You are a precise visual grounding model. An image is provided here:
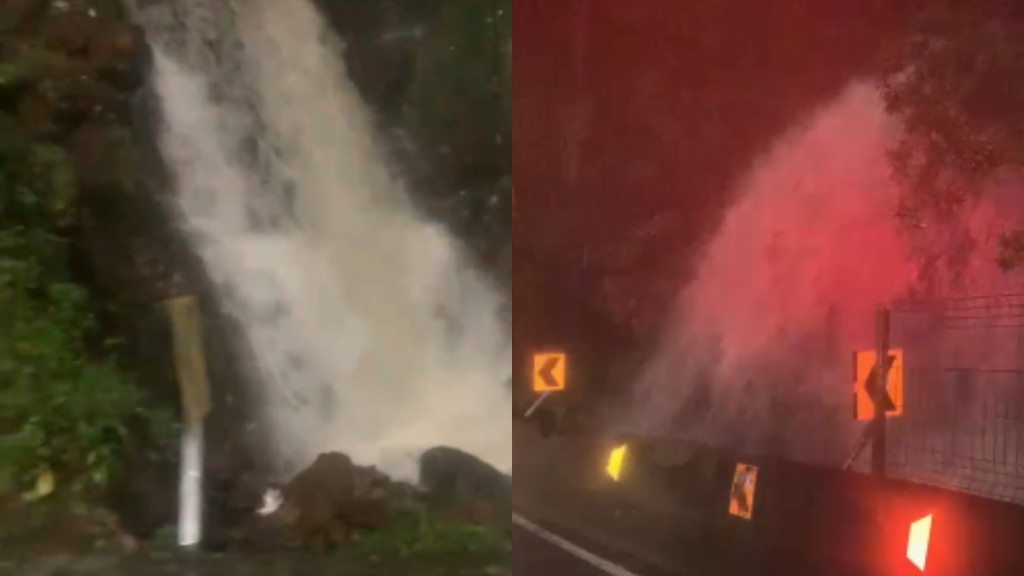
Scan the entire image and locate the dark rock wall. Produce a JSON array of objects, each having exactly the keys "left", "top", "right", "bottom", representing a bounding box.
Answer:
[{"left": 1, "top": 0, "right": 509, "bottom": 536}]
